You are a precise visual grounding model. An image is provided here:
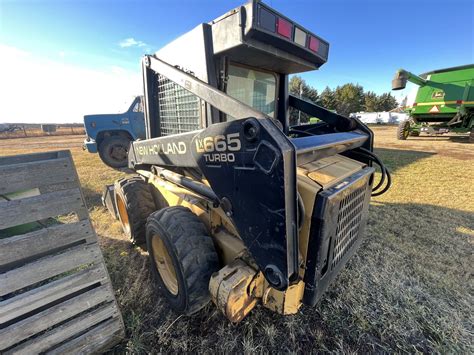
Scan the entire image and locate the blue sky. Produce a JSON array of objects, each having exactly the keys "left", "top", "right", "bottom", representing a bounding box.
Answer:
[{"left": 0, "top": 0, "right": 473, "bottom": 122}]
